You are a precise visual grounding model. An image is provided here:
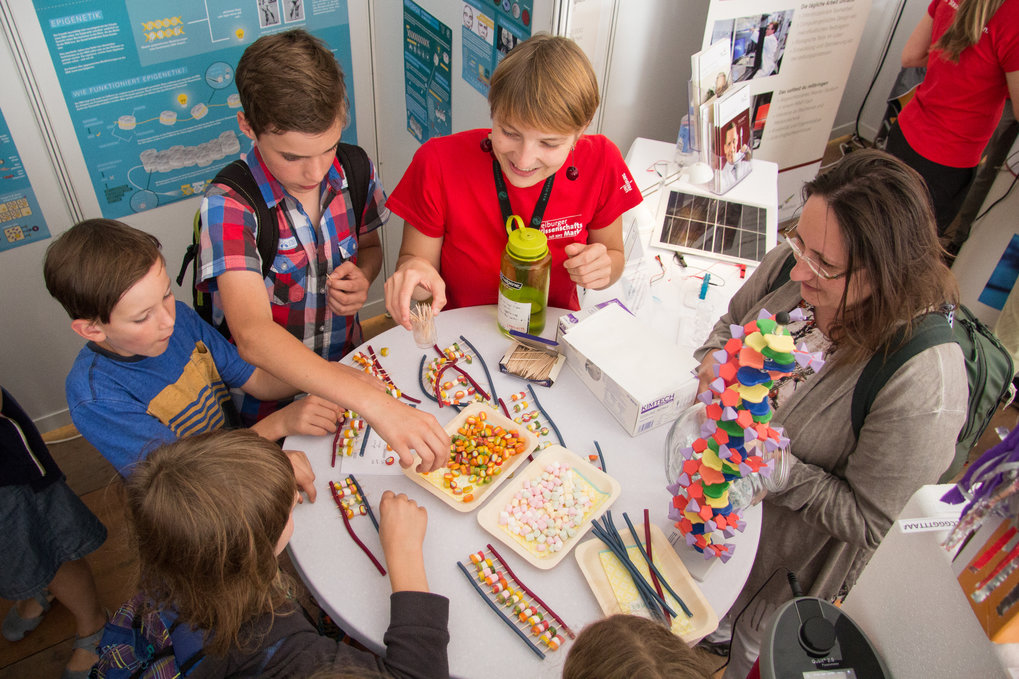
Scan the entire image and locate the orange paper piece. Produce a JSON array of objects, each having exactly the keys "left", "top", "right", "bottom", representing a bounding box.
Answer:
[
  {"left": 736, "top": 409, "right": 754, "bottom": 428},
  {"left": 719, "top": 360, "right": 739, "bottom": 383},
  {"left": 724, "top": 337, "right": 743, "bottom": 355},
  {"left": 721, "top": 388, "right": 740, "bottom": 407},
  {"left": 700, "top": 465, "right": 725, "bottom": 485},
  {"left": 739, "top": 346, "right": 765, "bottom": 370}
]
